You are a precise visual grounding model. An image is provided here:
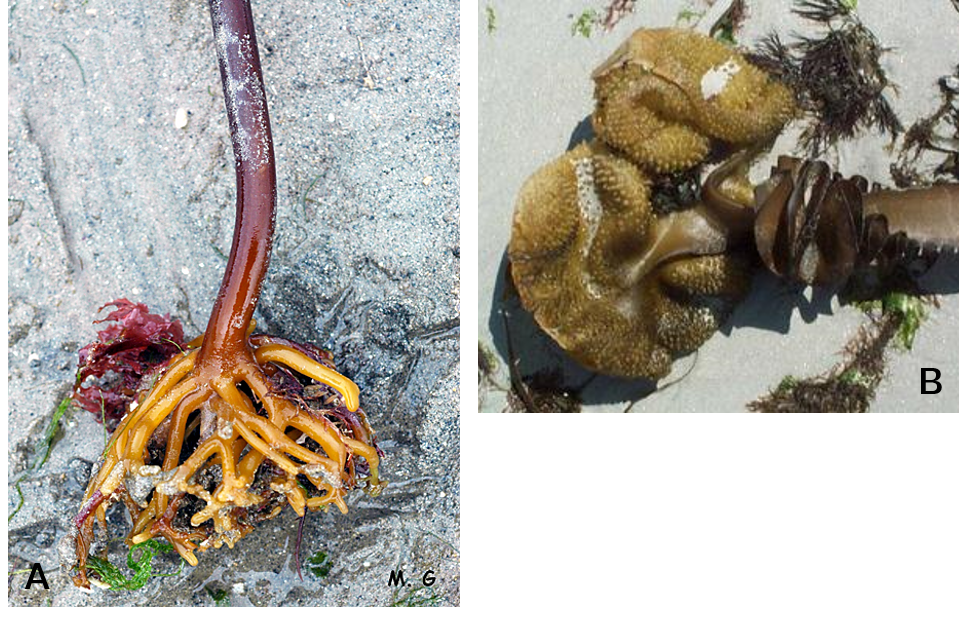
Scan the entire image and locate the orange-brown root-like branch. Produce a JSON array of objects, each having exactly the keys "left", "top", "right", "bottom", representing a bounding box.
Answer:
[{"left": 68, "top": 335, "right": 383, "bottom": 588}]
